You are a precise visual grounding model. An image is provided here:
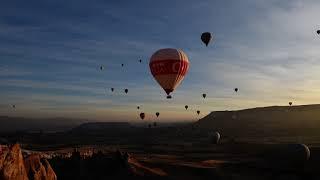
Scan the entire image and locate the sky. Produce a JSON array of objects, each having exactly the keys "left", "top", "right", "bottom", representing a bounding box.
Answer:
[{"left": 1, "top": 0, "right": 320, "bottom": 122}]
